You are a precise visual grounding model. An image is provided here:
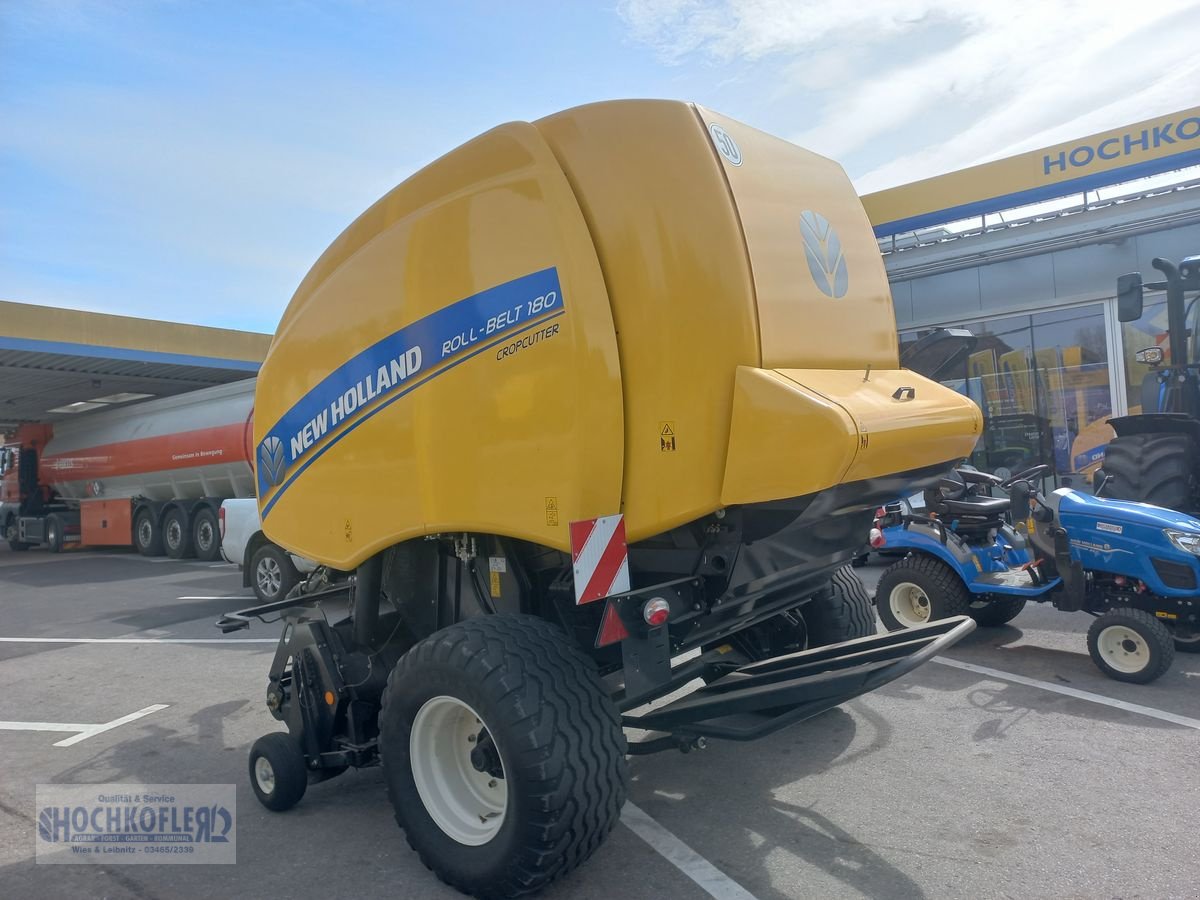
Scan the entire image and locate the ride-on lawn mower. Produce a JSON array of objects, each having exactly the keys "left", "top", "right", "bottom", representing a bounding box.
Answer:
[{"left": 873, "top": 464, "right": 1200, "bottom": 683}]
